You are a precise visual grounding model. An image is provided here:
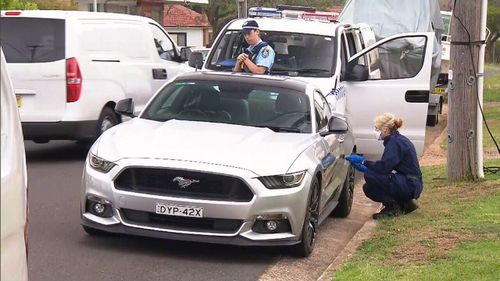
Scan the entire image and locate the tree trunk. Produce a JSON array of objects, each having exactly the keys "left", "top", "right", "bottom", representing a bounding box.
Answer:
[{"left": 447, "top": 0, "right": 482, "bottom": 181}]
